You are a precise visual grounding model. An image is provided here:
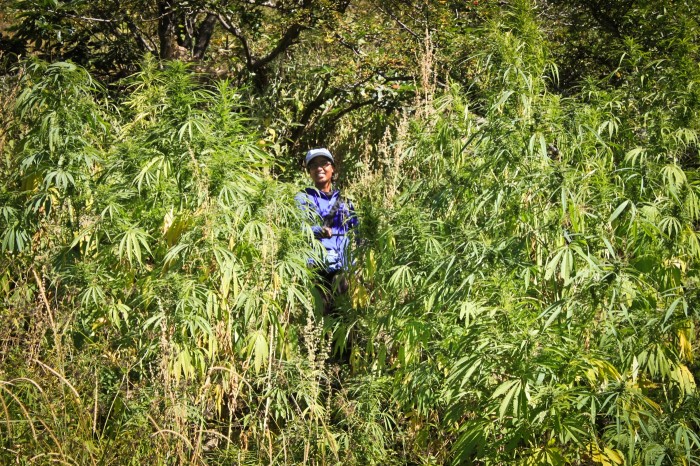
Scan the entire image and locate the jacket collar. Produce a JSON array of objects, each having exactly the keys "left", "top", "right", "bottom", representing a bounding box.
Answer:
[{"left": 305, "top": 187, "right": 338, "bottom": 199}]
